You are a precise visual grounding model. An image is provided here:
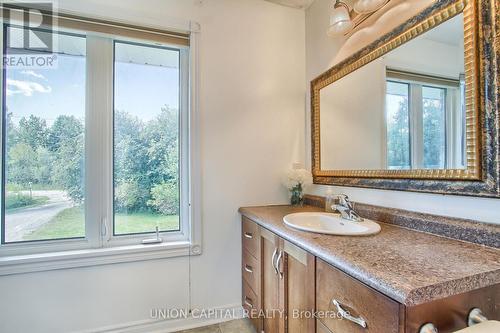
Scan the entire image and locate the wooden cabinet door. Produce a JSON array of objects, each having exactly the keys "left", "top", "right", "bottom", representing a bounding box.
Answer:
[
  {"left": 261, "top": 228, "right": 281, "bottom": 333},
  {"left": 281, "top": 239, "right": 316, "bottom": 333}
]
